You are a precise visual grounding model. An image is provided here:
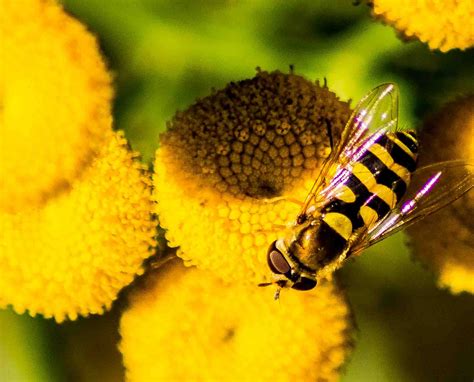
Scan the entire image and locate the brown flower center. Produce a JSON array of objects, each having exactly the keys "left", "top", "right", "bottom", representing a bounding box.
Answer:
[{"left": 162, "top": 70, "right": 351, "bottom": 199}]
